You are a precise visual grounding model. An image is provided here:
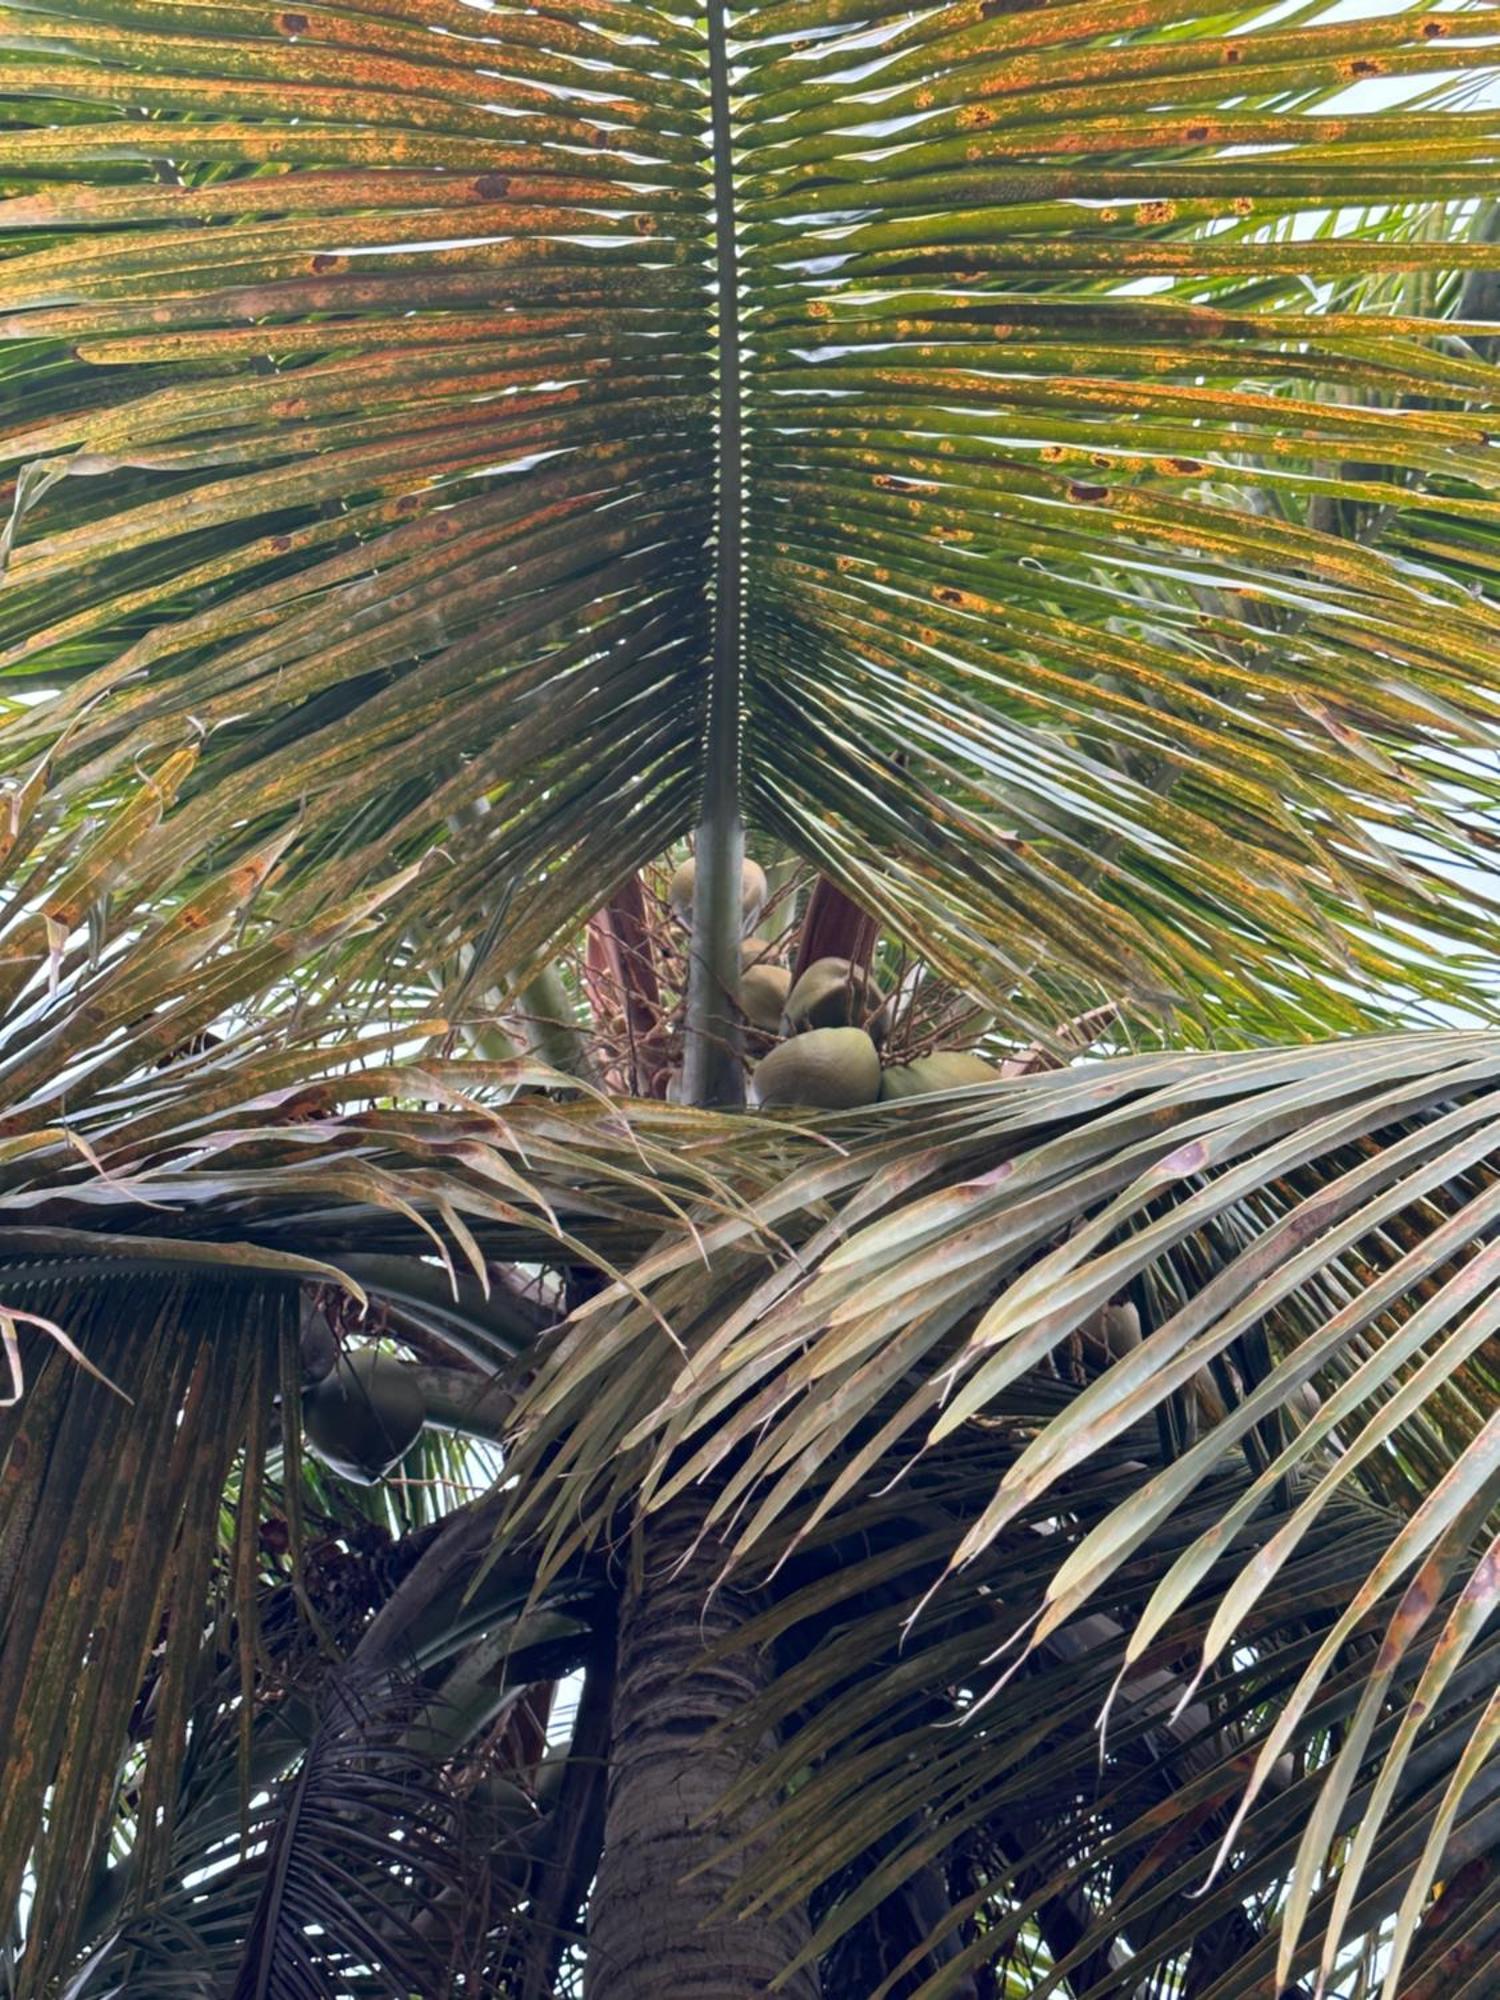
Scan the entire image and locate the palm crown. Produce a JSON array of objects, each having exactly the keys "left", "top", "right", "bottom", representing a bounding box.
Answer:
[{"left": 1, "top": 1, "right": 1499, "bottom": 1996}]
